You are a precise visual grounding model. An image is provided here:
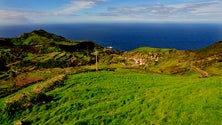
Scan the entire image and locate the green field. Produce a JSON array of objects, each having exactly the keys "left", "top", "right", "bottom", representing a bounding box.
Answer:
[{"left": 1, "top": 70, "right": 222, "bottom": 125}]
